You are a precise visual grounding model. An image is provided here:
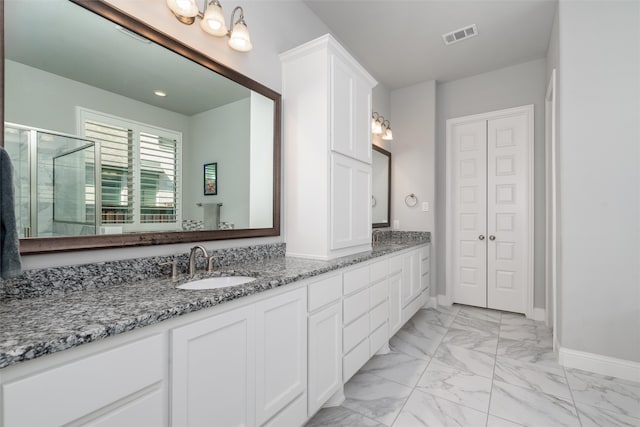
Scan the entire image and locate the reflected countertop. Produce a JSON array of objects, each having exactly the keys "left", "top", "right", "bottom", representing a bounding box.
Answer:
[{"left": 0, "top": 237, "right": 429, "bottom": 369}]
